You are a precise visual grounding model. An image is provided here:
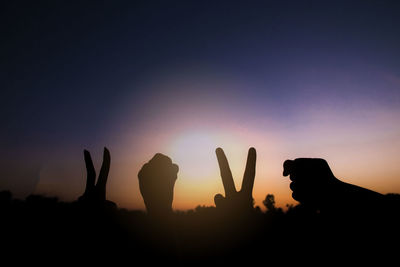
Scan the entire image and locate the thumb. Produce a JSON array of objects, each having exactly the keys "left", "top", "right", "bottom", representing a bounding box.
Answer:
[
  {"left": 214, "top": 194, "right": 225, "bottom": 208},
  {"left": 283, "top": 160, "right": 294, "bottom": 176}
]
